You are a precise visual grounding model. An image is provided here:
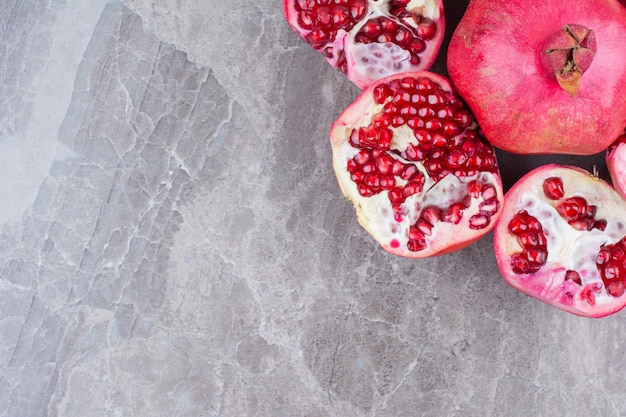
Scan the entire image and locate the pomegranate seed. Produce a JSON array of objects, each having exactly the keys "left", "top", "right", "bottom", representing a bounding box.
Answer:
[
  {"left": 373, "top": 84, "right": 392, "bottom": 104},
  {"left": 557, "top": 196, "right": 588, "bottom": 221},
  {"left": 416, "top": 18, "right": 437, "bottom": 40},
  {"left": 593, "top": 219, "right": 607, "bottom": 231},
  {"left": 415, "top": 218, "right": 433, "bottom": 236},
  {"left": 421, "top": 206, "right": 442, "bottom": 225},
  {"left": 579, "top": 285, "right": 598, "bottom": 306},
  {"left": 469, "top": 214, "right": 490, "bottom": 230},
  {"left": 607, "top": 281, "right": 626, "bottom": 297},
  {"left": 443, "top": 203, "right": 464, "bottom": 224},
  {"left": 543, "top": 177, "right": 564, "bottom": 200}
]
